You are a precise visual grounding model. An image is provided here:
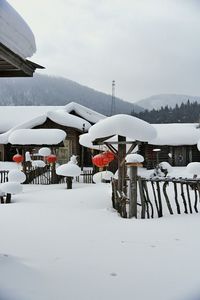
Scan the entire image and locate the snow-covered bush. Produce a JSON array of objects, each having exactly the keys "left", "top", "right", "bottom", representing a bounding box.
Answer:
[
  {"left": 158, "top": 161, "right": 172, "bottom": 176},
  {"left": 150, "top": 161, "right": 172, "bottom": 178}
]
